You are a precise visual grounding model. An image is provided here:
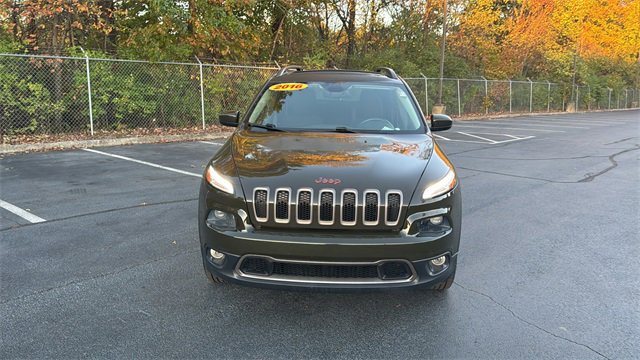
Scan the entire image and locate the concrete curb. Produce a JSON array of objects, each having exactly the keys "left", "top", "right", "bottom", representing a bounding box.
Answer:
[
  {"left": 455, "top": 108, "right": 638, "bottom": 121},
  {"left": 1, "top": 132, "right": 234, "bottom": 154}
]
